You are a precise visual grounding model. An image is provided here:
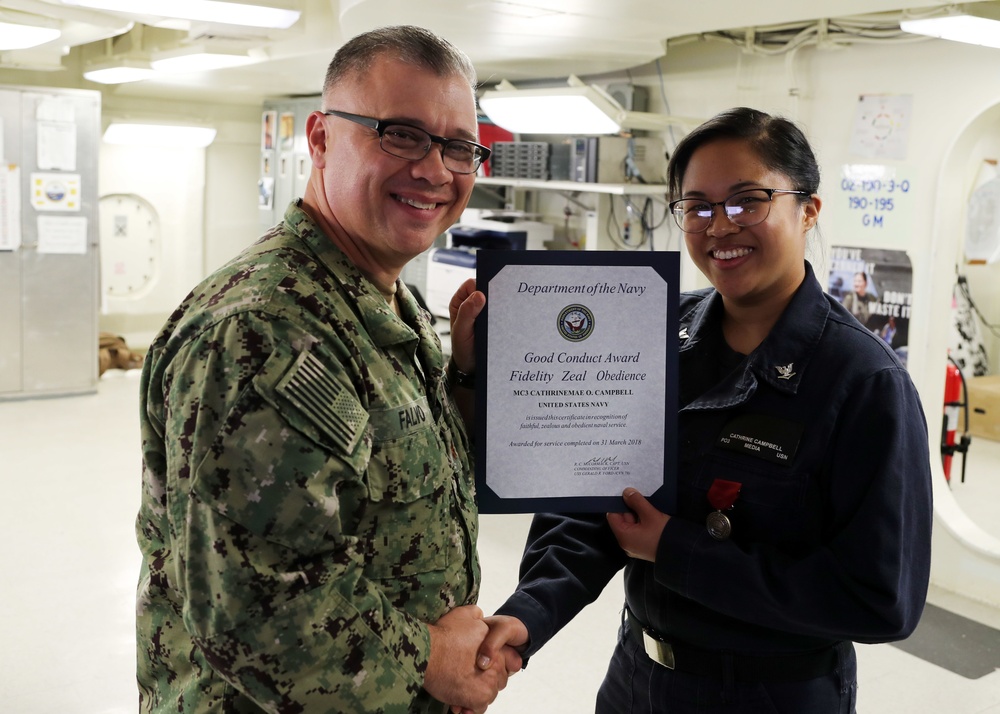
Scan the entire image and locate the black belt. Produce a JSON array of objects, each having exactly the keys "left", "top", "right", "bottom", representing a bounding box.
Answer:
[{"left": 625, "top": 607, "right": 839, "bottom": 682}]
